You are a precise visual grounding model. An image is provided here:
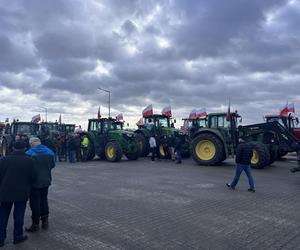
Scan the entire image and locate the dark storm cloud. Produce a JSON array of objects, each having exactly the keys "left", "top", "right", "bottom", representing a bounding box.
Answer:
[{"left": 0, "top": 0, "right": 299, "bottom": 125}]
